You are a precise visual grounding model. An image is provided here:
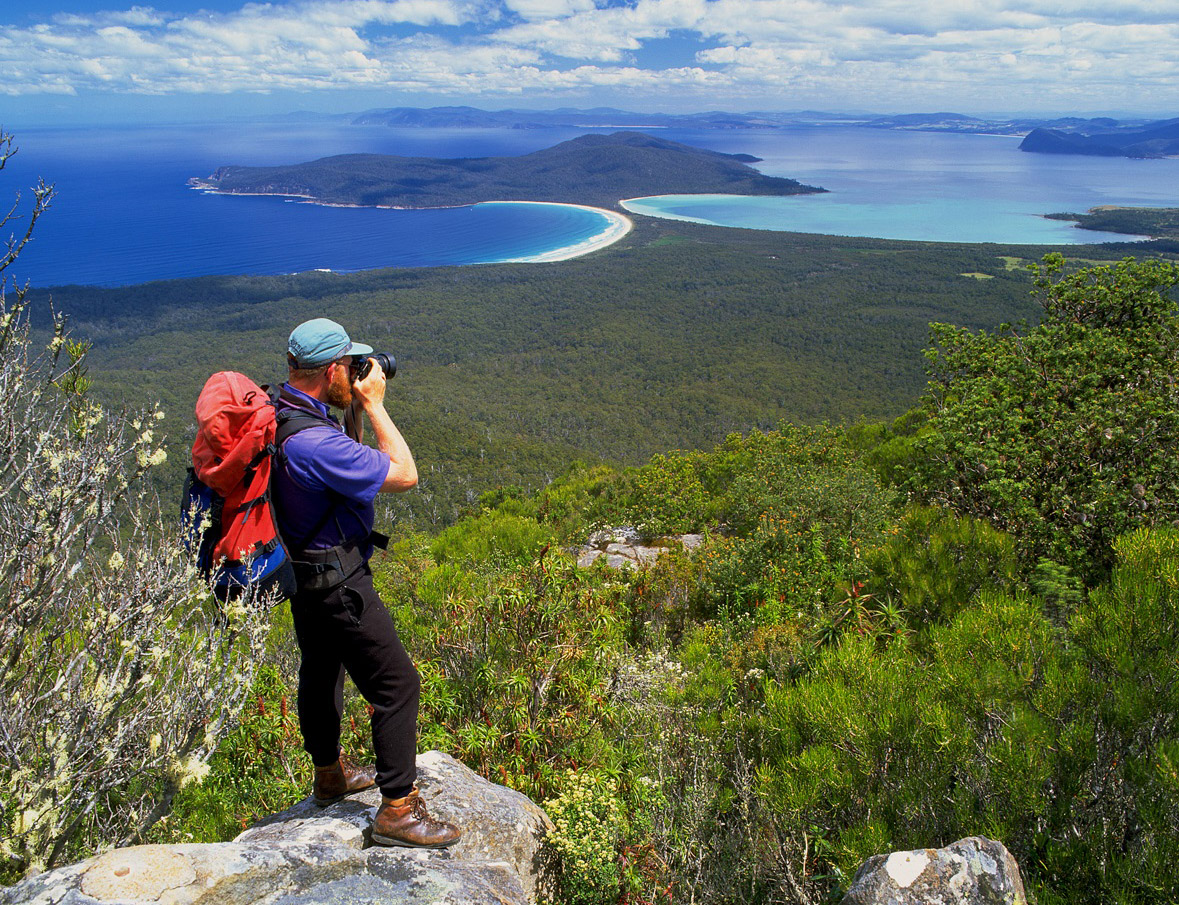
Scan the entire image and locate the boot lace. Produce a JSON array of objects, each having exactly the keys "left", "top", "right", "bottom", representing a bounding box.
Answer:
[{"left": 411, "top": 794, "right": 429, "bottom": 820}]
